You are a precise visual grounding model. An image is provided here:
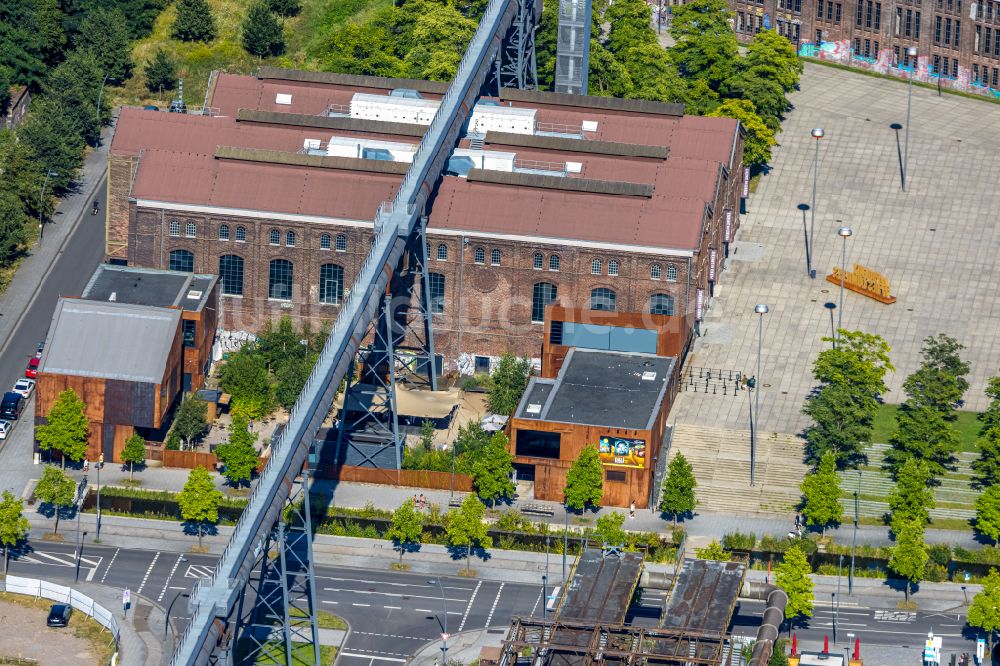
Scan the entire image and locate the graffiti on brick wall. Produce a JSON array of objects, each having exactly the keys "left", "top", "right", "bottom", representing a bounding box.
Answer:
[{"left": 213, "top": 330, "right": 257, "bottom": 361}]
